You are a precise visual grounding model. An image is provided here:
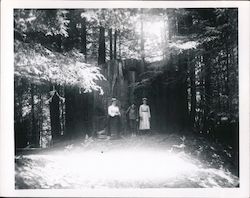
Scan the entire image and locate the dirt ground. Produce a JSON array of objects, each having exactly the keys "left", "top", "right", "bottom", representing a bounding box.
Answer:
[{"left": 15, "top": 133, "right": 239, "bottom": 189}]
